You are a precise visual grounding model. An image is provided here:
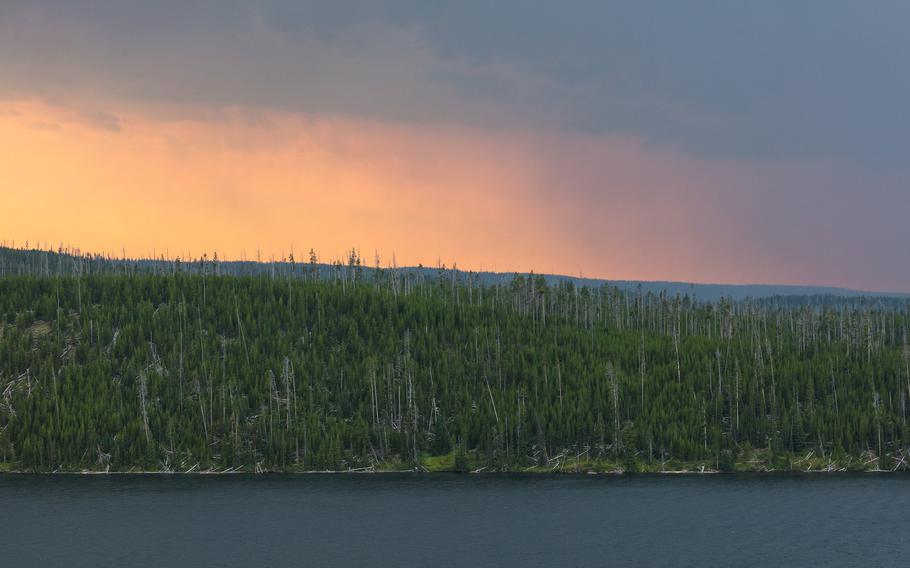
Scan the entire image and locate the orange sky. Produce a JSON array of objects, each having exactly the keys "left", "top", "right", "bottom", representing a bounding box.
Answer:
[
  {"left": 1, "top": 100, "right": 570, "bottom": 271},
  {"left": 0, "top": 98, "right": 900, "bottom": 290}
]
